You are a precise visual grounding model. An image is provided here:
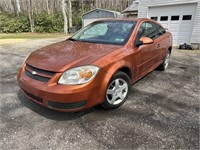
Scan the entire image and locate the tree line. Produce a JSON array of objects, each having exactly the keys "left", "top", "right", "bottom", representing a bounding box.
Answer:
[{"left": 0, "top": 0, "right": 134, "bottom": 33}]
